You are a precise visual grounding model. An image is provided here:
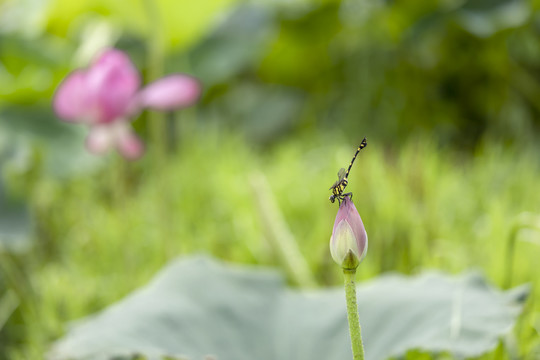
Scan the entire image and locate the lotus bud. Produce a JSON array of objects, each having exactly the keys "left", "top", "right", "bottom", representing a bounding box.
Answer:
[{"left": 329, "top": 196, "right": 368, "bottom": 270}]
